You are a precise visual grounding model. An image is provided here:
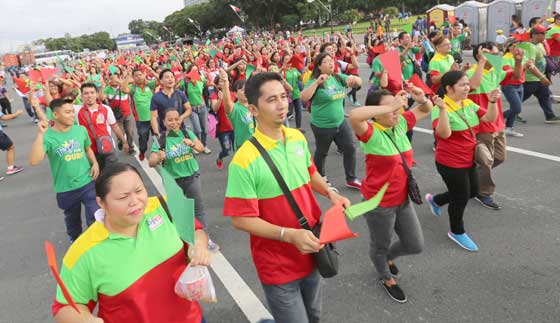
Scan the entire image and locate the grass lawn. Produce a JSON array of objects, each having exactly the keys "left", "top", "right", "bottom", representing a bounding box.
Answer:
[{"left": 302, "top": 15, "right": 423, "bottom": 36}]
